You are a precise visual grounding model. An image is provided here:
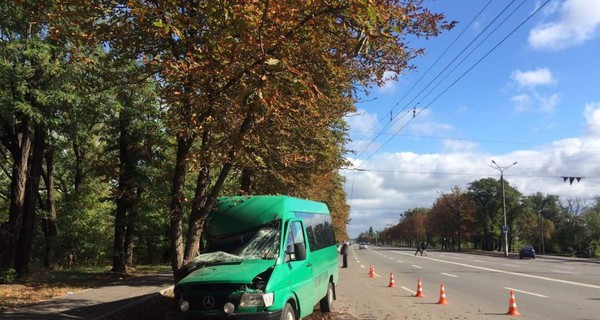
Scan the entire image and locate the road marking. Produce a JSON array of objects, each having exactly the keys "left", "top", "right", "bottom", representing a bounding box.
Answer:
[
  {"left": 389, "top": 257, "right": 394, "bottom": 260},
  {"left": 393, "top": 251, "right": 600, "bottom": 290},
  {"left": 441, "top": 272, "right": 458, "bottom": 278},
  {"left": 556, "top": 266, "right": 575, "bottom": 270},
  {"left": 503, "top": 264, "right": 520, "bottom": 268},
  {"left": 401, "top": 286, "right": 417, "bottom": 295},
  {"left": 411, "top": 265, "right": 422, "bottom": 269},
  {"left": 550, "top": 269, "right": 578, "bottom": 275},
  {"left": 473, "top": 259, "right": 485, "bottom": 263},
  {"left": 360, "top": 264, "right": 365, "bottom": 268},
  {"left": 504, "top": 287, "right": 548, "bottom": 298},
  {"left": 397, "top": 260, "right": 404, "bottom": 263}
]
